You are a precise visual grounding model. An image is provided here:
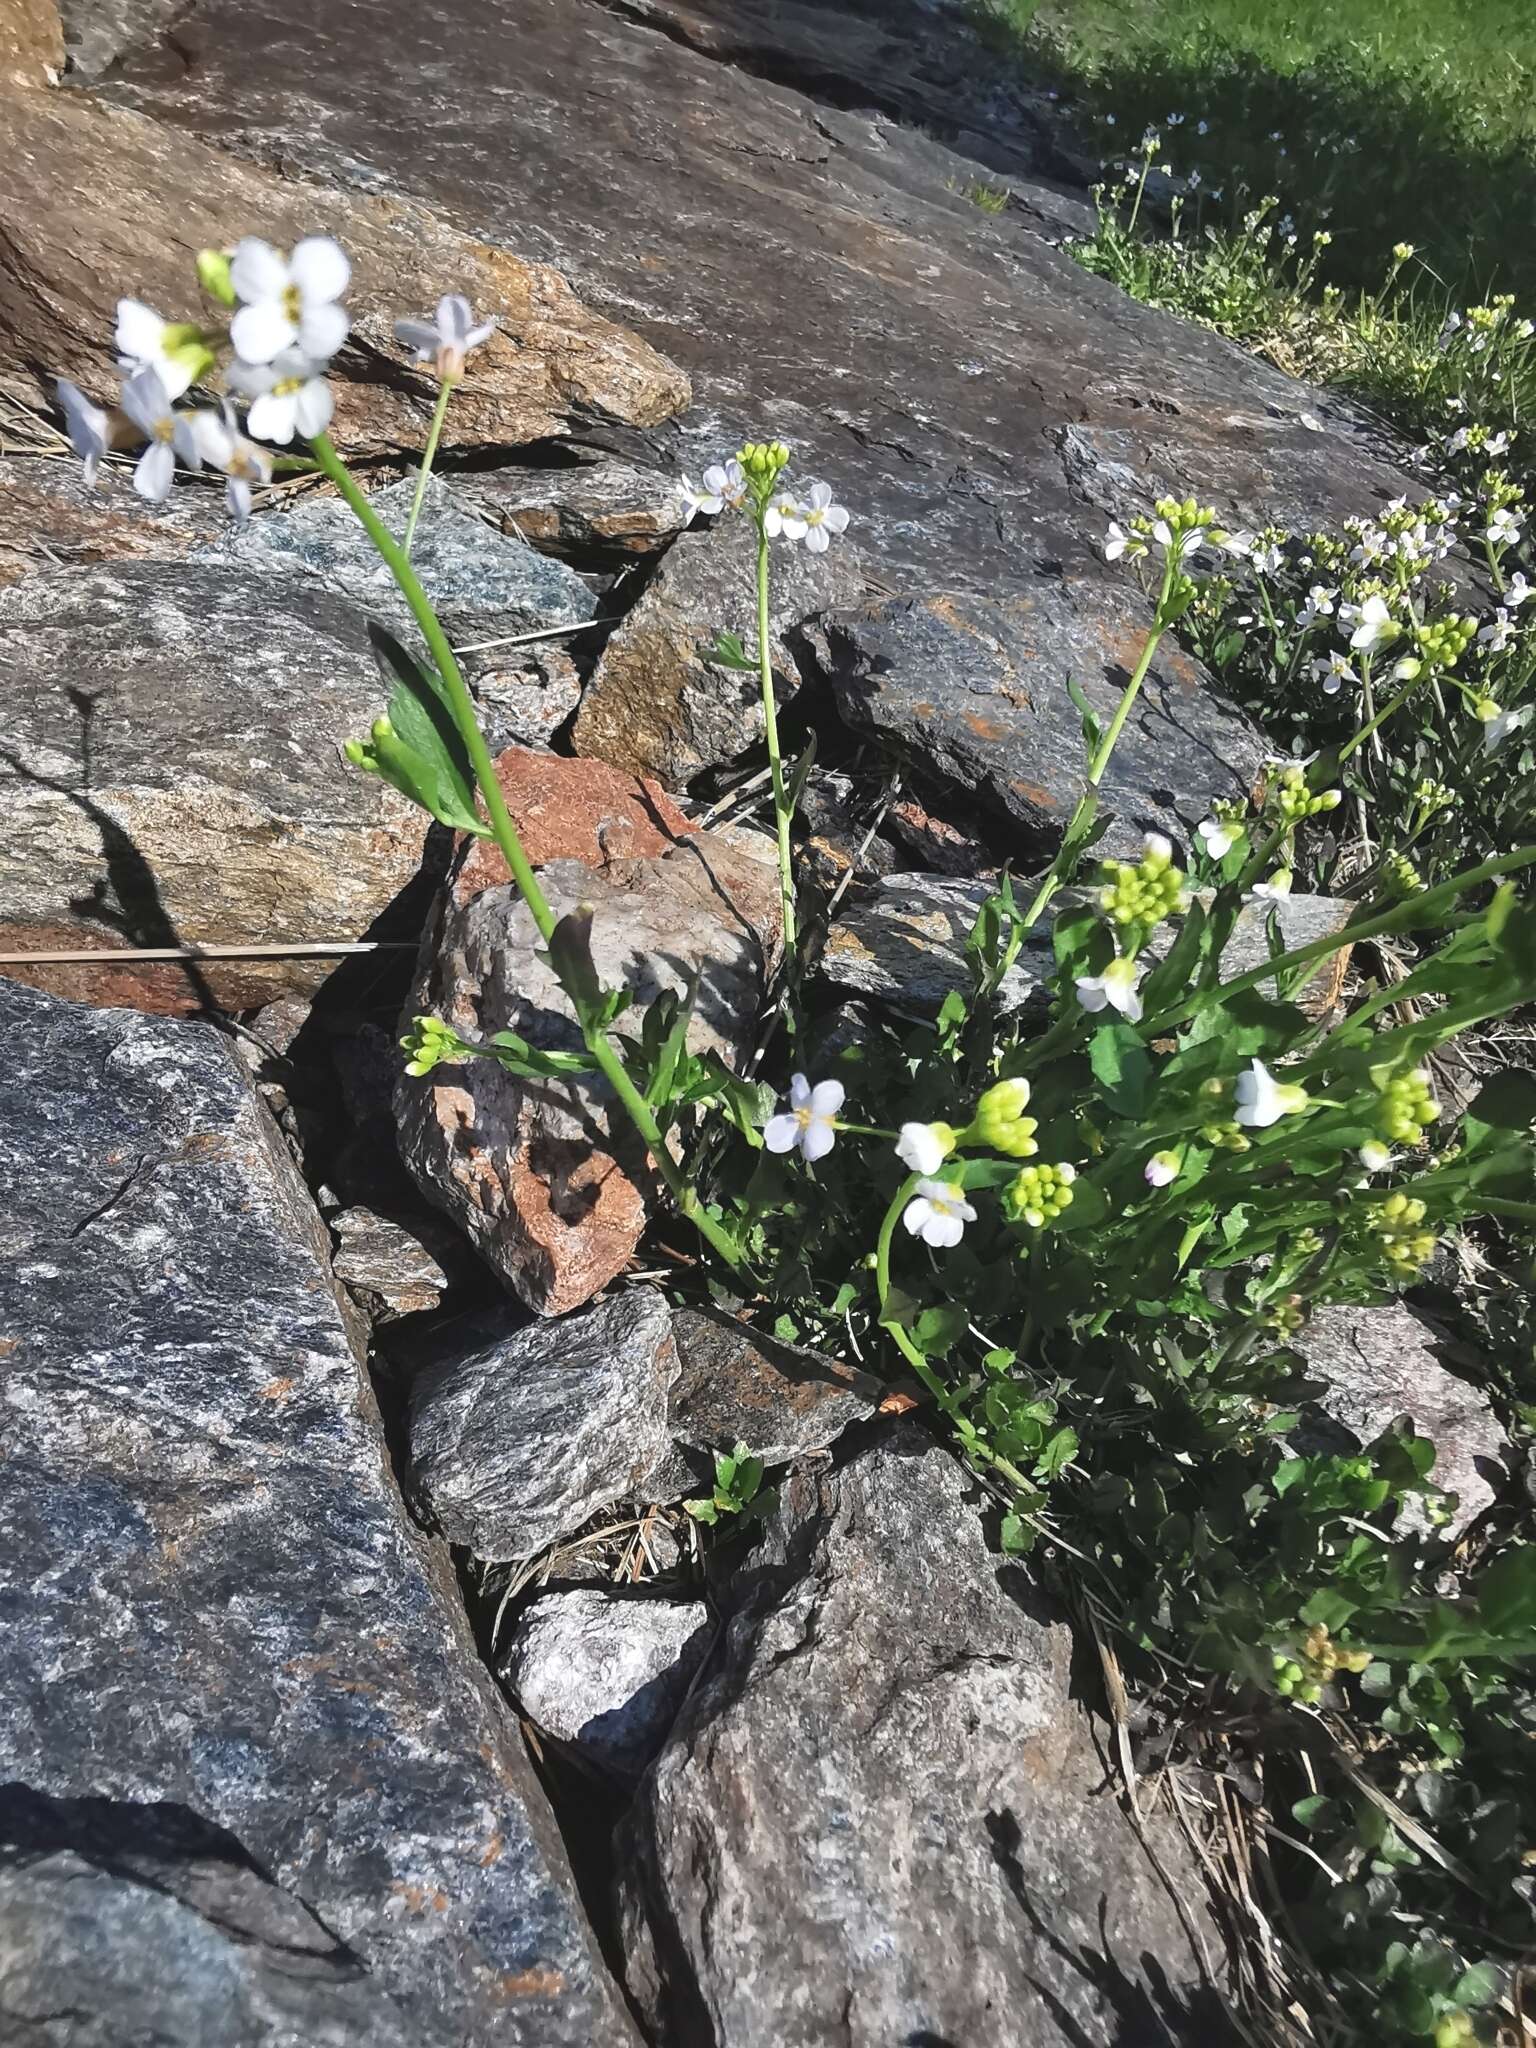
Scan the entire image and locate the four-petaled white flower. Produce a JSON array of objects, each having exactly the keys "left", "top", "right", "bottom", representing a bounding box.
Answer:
[
  {"left": 117, "top": 367, "right": 200, "bottom": 502},
  {"left": 56, "top": 378, "right": 110, "bottom": 486},
  {"left": 394, "top": 293, "right": 496, "bottom": 381},
  {"left": 1480, "top": 610, "right": 1515, "bottom": 654},
  {"left": 798, "top": 480, "right": 849, "bottom": 552},
  {"left": 228, "top": 349, "right": 335, "bottom": 445},
  {"left": 1480, "top": 701, "right": 1532, "bottom": 755},
  {"left": 185, "top": 403, "right": 274, "bottom": 524},
  {"left": 902, "top": 1177, "right": 977, "bottom": 1250},
  {"left": 115, "top": 299, "right": 201, "bottom": 401},
  {"left": 763, "top": 490, "right": 808, "bottom": 540},
  {"left": 1357, "top": 1141, "right": 1395, "bottom": 1173},
  {"left": 1506, "top": 572, "right": 1533, "bottom": 608},
  {"left": 1103, "top": 520, "right": 1134, "bottom": 561},
  {"left": 680, "top": 460, "right": 748, "bottom": 520},
  {"left": 1197, "top": 815, "right": 1243, "bottom": 860},
  {"left": 1310, "top": 650, "right": 1356, "bottom": 695},
  {"left": 1486, "top": 507, "right": 1522, "bottom": 549},
  {"left": 1075, "top": 954, "right": 1144, "bottom": 1023},
  {"left": 1344, "top": 594, "right": 1399, "bottom": 653},
  {"left": 1152, "top": 516, "right": 1205, "bottom": 559},
  {"left": 896, "top": 1122, "right": 950, "bottom": 1176},
  {"left": 764, "top": 1074, "right": 844, "bottom": 1162},
  {"left": 1296, "top": 583, "right": 1336, "bottom": 628},
  {"left": 1219, "top": 530, "right": 1254, "bottom": 559},
  {"left": 229, "top": 236, "right": 351, "bottom": 366},
  {"left": 1233, "top": 1058, "right": 1310, "bottom": 1129}
]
